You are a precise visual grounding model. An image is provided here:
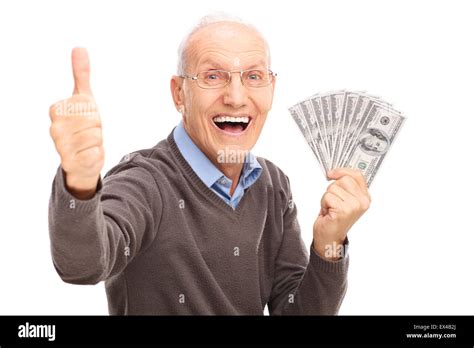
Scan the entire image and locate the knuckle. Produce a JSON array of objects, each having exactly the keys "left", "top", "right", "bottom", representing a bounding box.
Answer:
[
  {"left": 321, "top": 191, "right": 331, "bottom": 204},
  {"left": 361, "top": 197, "right": 371, "bottom": 211},
  {"left": 361, "top": 203, "right": 369, "bottom": 212},
  {"left": 82, "top": 129, "right": 103, "bottom": 147},
  {"left": 358, "top": 197, "right": 370, "bottom": 213},
  {"left": 49, "top": 124, "right": 59, "bottom": 140},
  {"left": 351, "top": 200, "right": 362, "bottom": 213},
  {"left": 55, "top": 138, "right": 67, "bottom": 154},
  {"left": 50, "top": 99, "right": 69, "bottom": 117},
  {"left": 340, "top": 176, "right": 353, "bottom": 187},
  {"left": 327, "top": 183, "right": 338, "bottom": 193},
  {"left": 97, "top": 146, "right": 105, "bottom": 161},
  {"left": 77, "top": 150, "right": 99, "bottom": 169},
  {"left": 49, "top": 103, "right": 57, "bottom": 118},
  {"left": 93, "top": 128, "right": 103, "bottom": 144},
  {"left": 321, "top": 192, "right": 328, "bottom": 202},
  {"left": 343, "top": 198, "right": 358, "bottom": 213}
]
